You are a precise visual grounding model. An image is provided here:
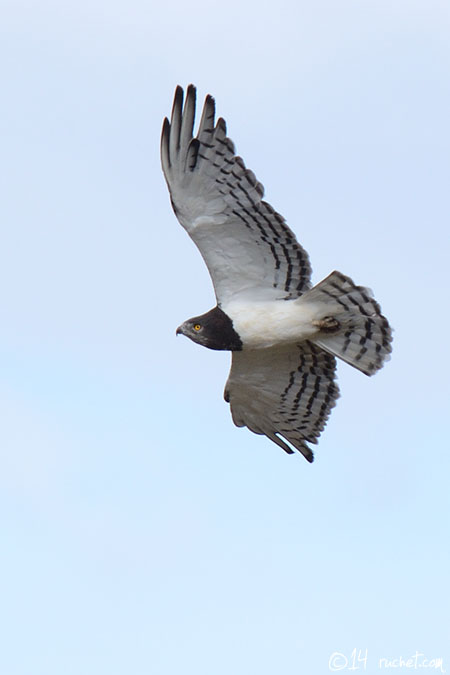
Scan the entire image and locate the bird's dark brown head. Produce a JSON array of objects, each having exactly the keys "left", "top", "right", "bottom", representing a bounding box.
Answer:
[{"left": 176, "top": 306, "right": 242, "bottom": 351}]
